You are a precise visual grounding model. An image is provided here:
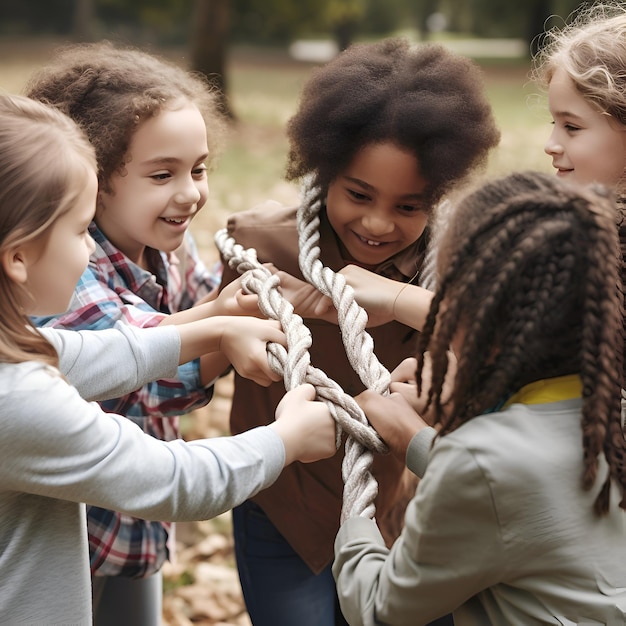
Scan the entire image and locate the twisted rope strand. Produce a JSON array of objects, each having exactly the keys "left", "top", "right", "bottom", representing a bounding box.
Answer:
[
  {"left": 215, "top": 223, "right": 389, "bottom": 523},
  {"left": 297, "top": 187, "right": 392, "bottom": 395}
]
